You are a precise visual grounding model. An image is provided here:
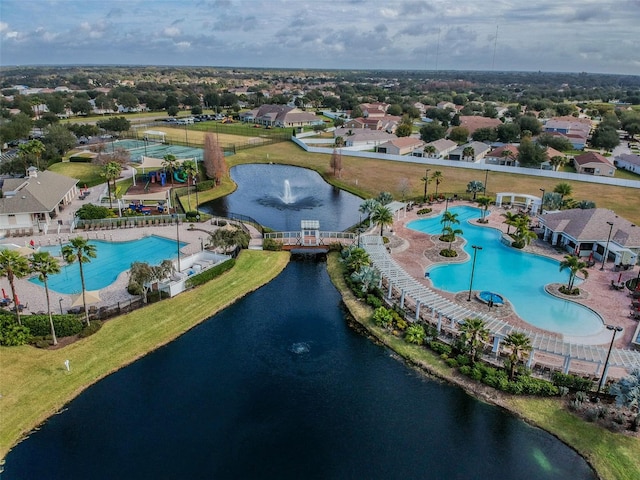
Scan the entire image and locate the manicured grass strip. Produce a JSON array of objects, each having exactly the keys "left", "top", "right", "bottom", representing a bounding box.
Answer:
[
  {"left": 325, "top": 253, "right": 640, "bottom": 480},
  {"left": 0, "top": 250, "right": 289, "bottom": 460},
  {"left": 48, "top": 162, "right": 104, "bottom": 188}
]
